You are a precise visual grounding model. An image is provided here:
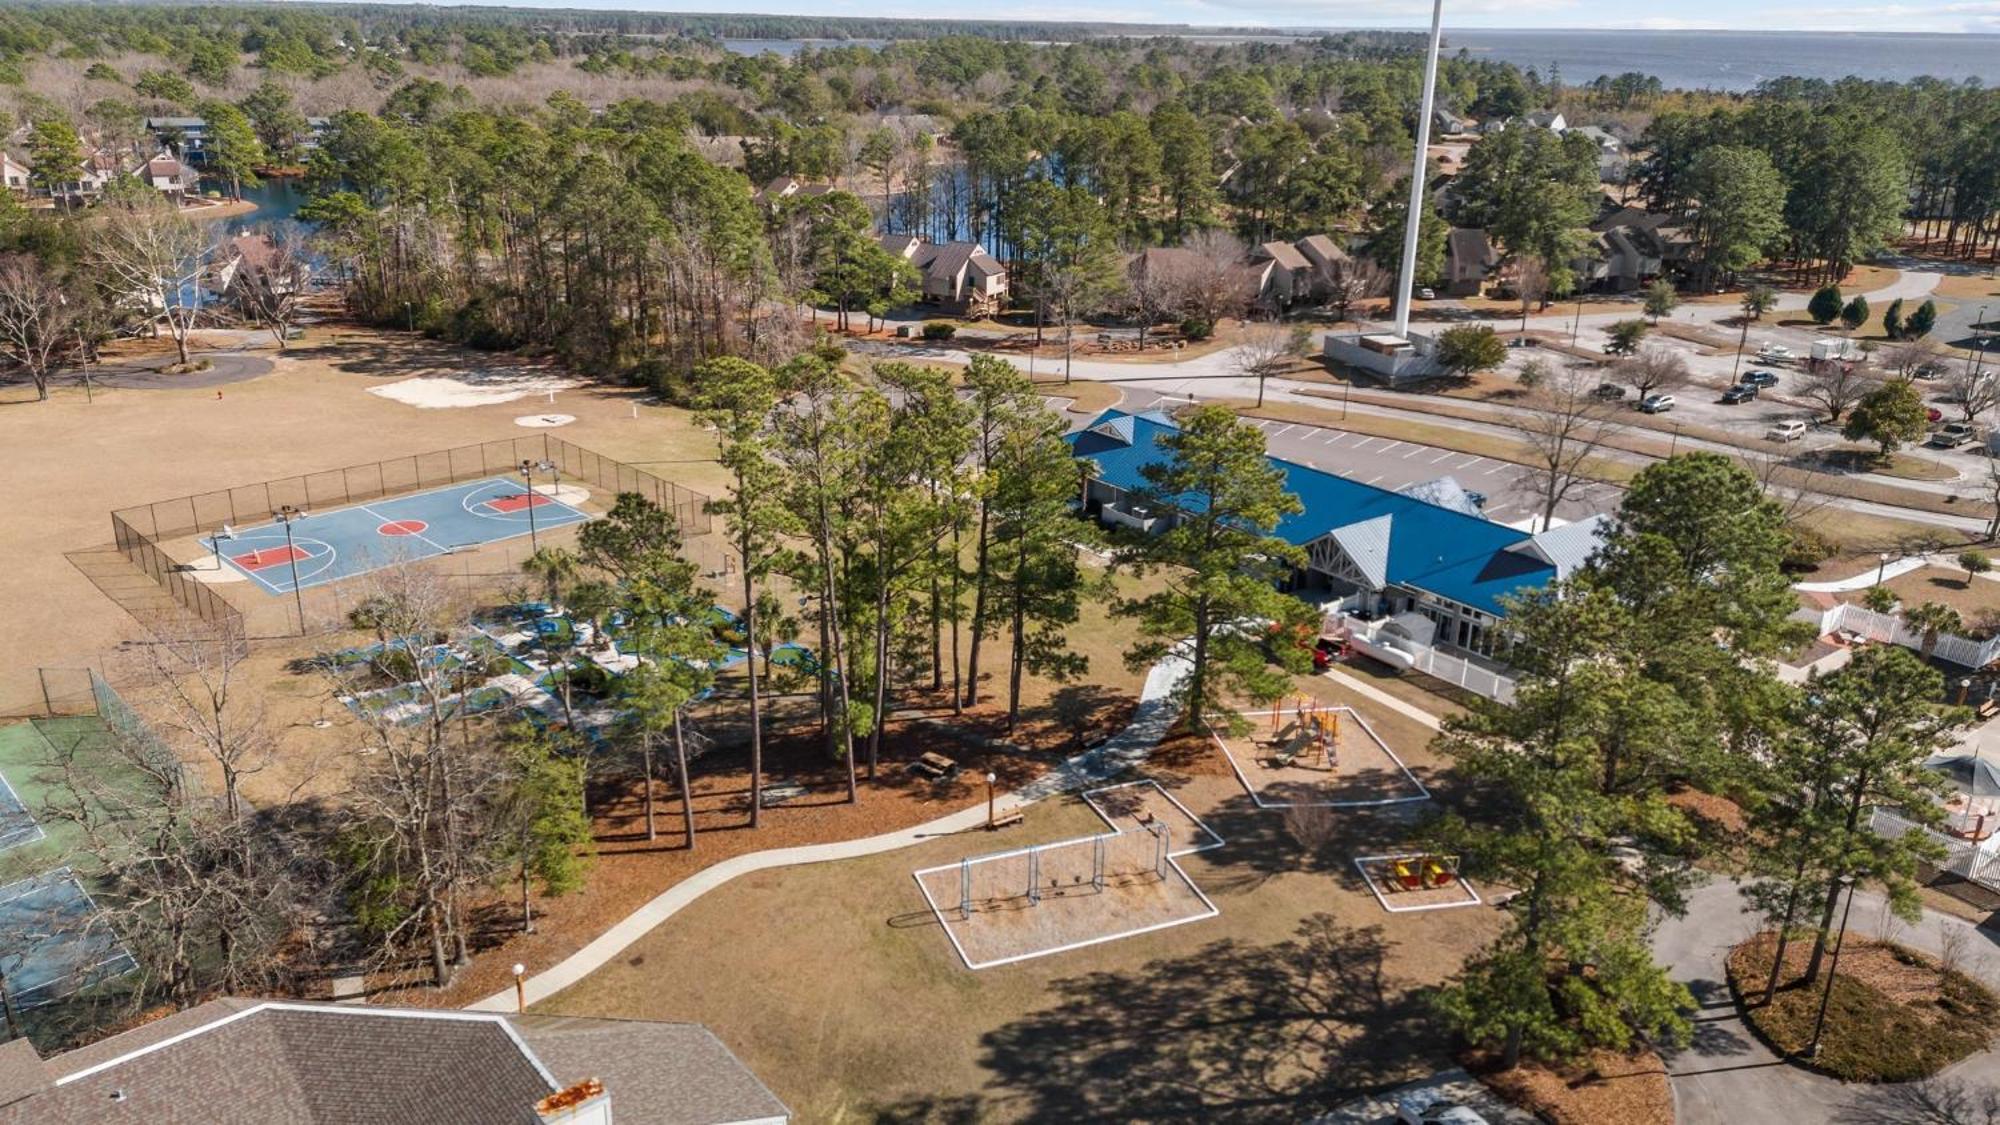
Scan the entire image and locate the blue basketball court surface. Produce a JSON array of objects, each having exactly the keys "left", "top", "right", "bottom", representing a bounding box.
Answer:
[
  {"left": 0, "top": 868, "right": 137, "bottom": 1007},
  {"left": 204, "top": 476, "right": 591, "bottom": 594}
]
